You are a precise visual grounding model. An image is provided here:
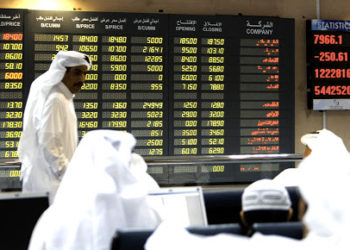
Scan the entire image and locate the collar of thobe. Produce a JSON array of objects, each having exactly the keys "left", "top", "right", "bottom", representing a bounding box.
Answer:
[{"left": 57, "top": 81, "right": 75, "bottom": 100}]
